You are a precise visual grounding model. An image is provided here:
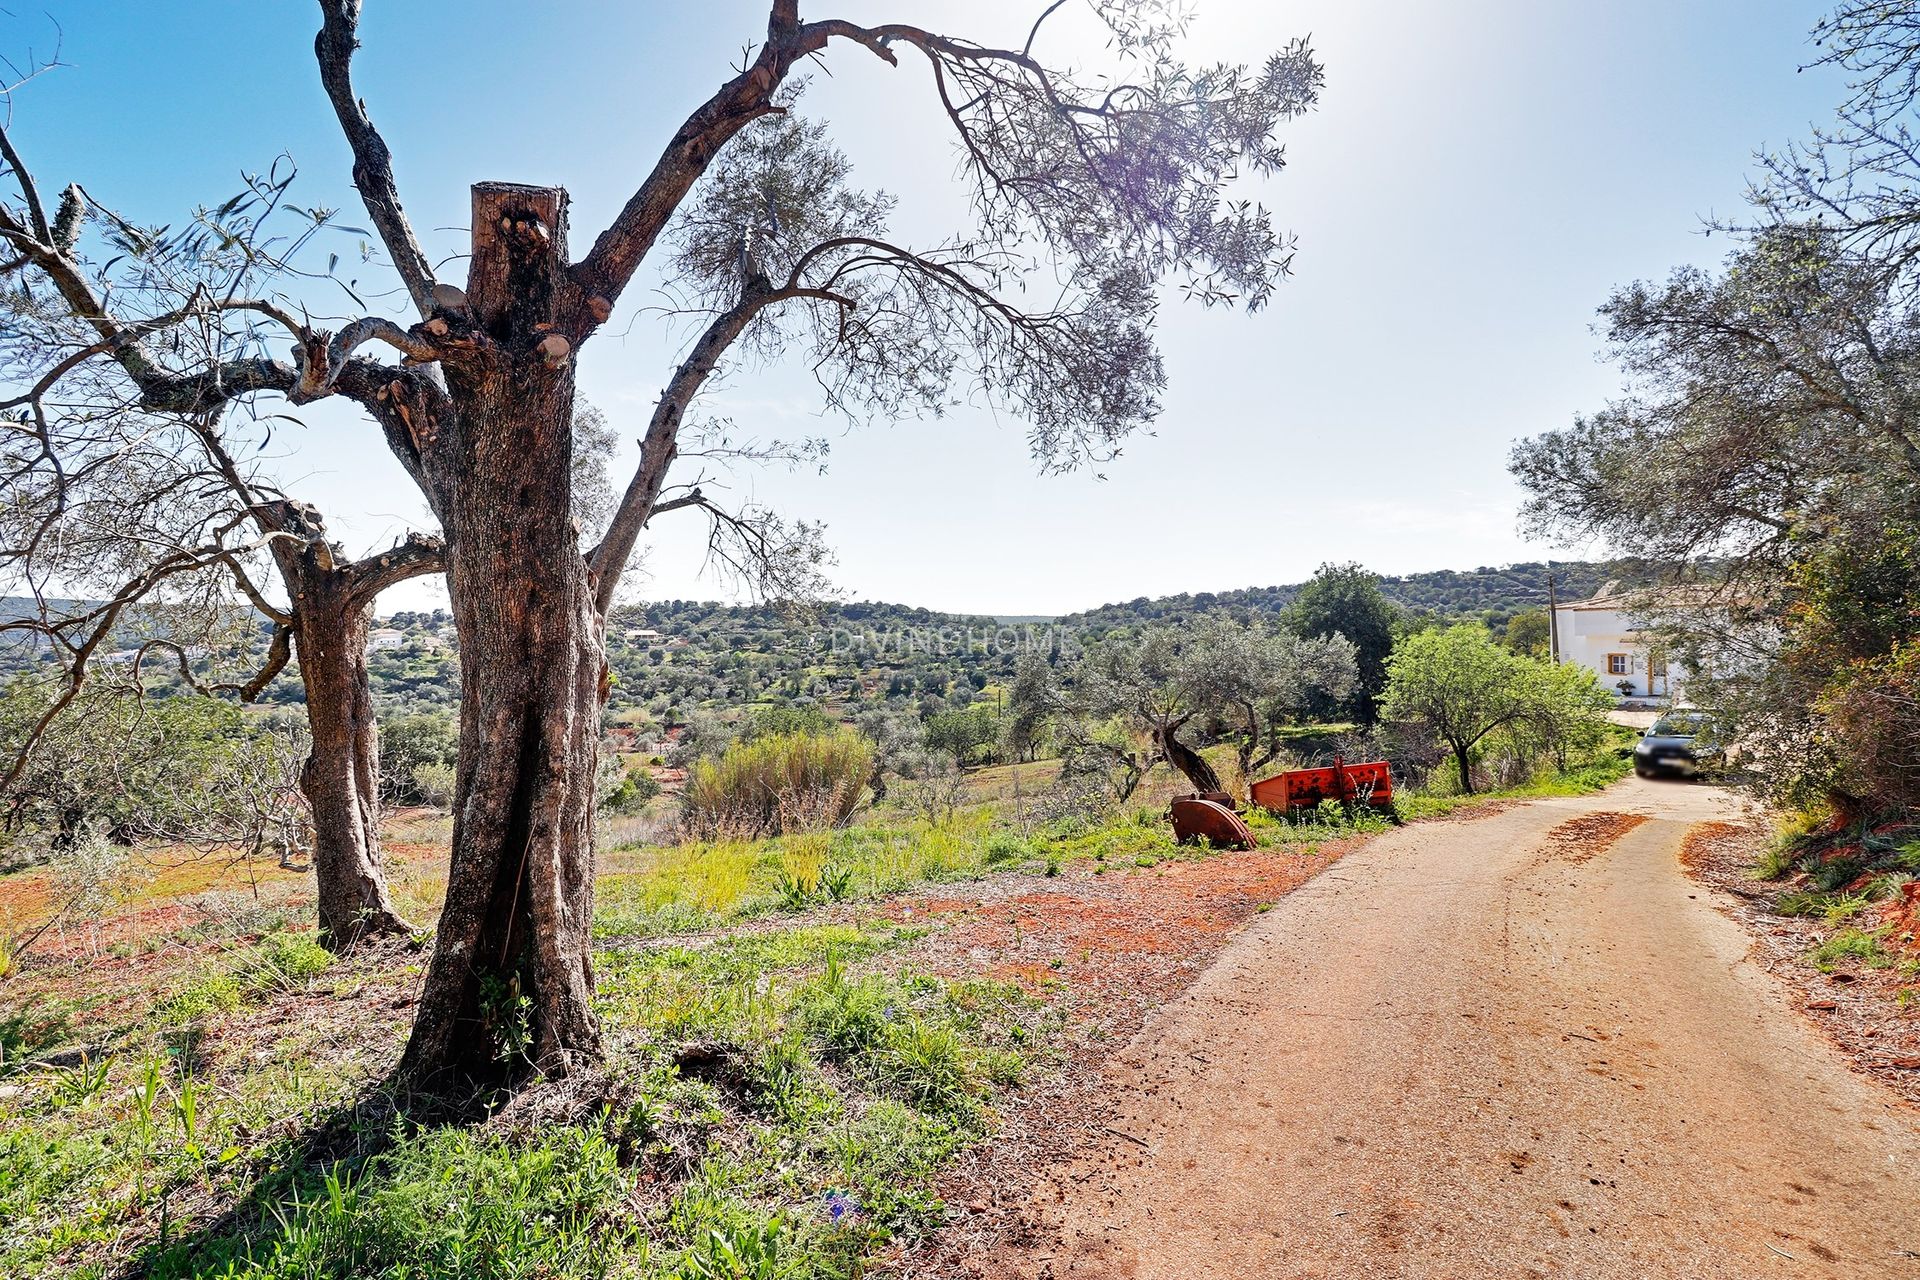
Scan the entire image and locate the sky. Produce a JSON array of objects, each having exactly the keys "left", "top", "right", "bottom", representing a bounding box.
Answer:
[{"left": 2, "top": 1, "right": 1848, "bottom": 616}]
